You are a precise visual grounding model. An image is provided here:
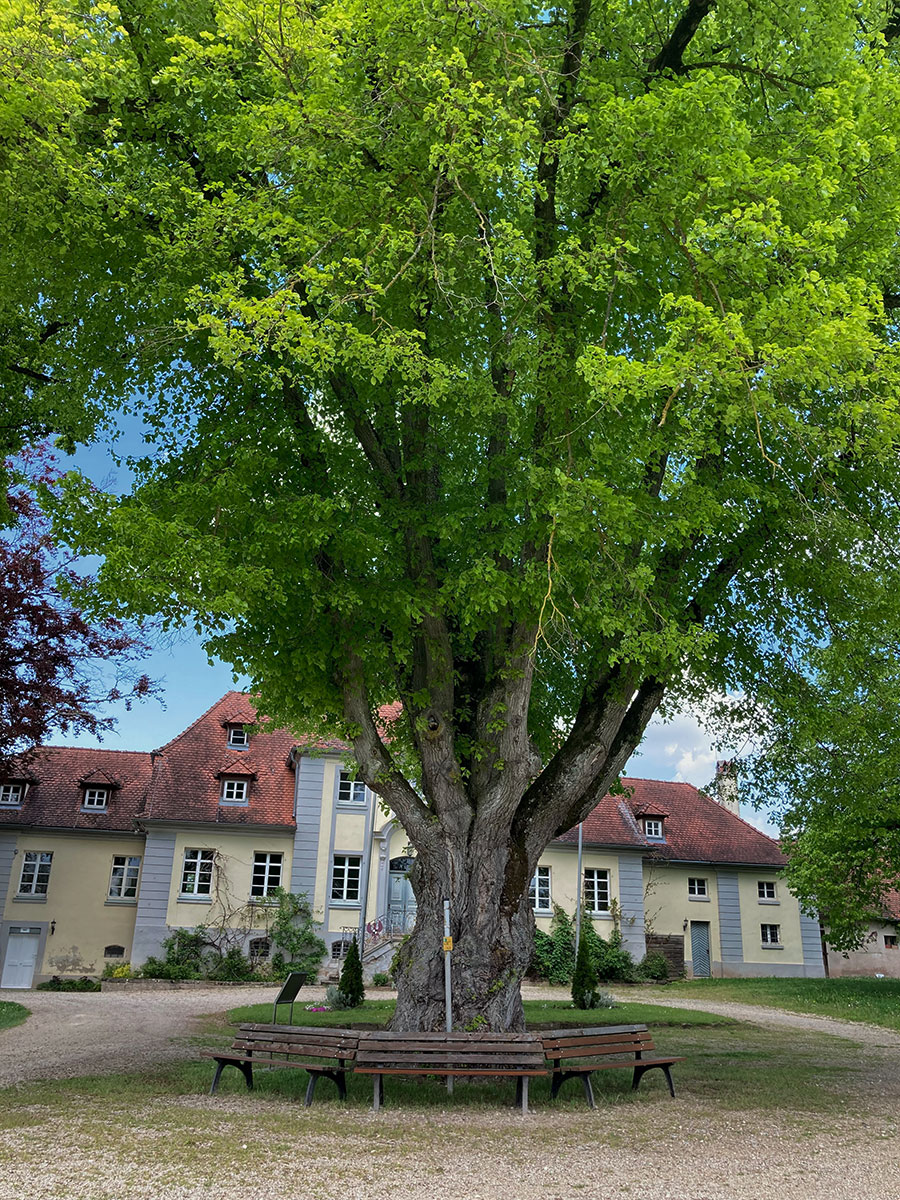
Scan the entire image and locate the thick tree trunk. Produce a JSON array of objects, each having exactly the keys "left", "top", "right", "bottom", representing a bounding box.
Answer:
[{"left": 389, "top": 835, "right": 534, "bottom": 1032}]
